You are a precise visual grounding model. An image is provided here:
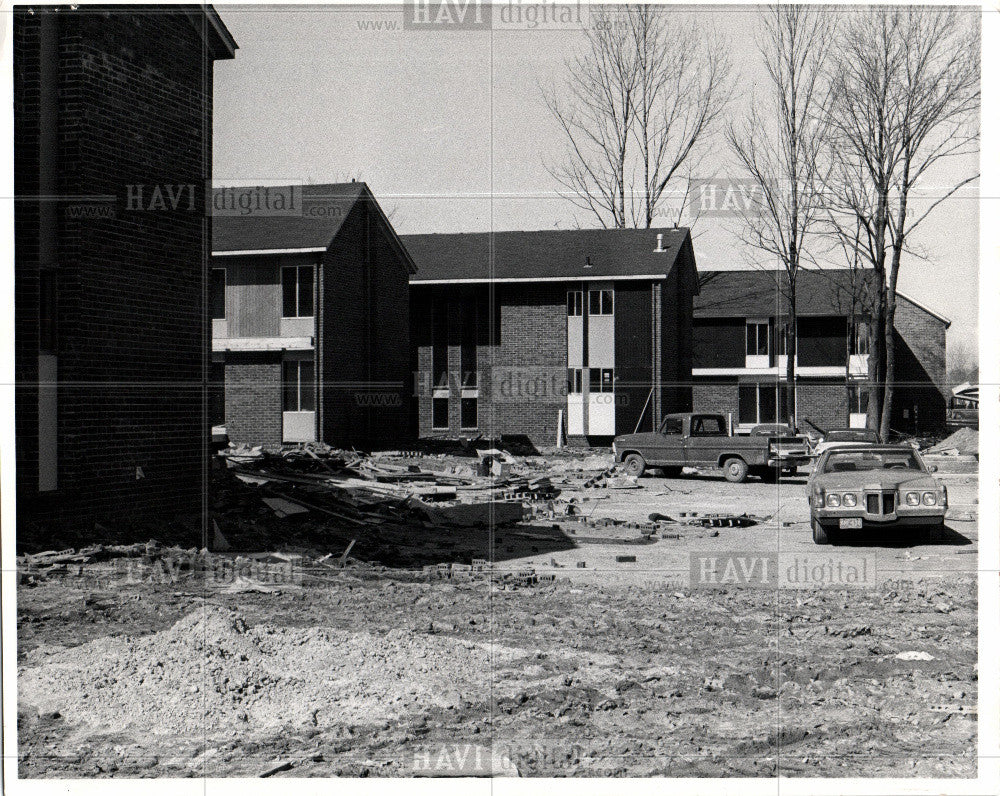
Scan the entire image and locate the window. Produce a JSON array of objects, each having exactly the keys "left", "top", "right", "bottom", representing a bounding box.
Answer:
[
  {"left": 849, "top": 383, "right": 869, "bottom": 415},
  {"left": 282, "top": 265, "right": 314, "bottom": 318},
  {"left": 209, "top": 359, "right": 226, "bottom": 426},
  {"left": 282, "top": 358, "right": 315, "bottom": 412},
  {"left": 460, "top": 301, "right": 477, "bottom": 389},
  {"left": 589, "top": 289, "right": 613, "bottom": 316},
  {"left": 691, "top": 416, "right": 725, "bottom": 436},
  {"left": 774, "top": 323, "right": 788, "bottom": 356},
  {"left": 589, "top": 368, "right": 614, "bottom": 393},
  {"left": 432, "top": 303, "right": 448, "bottom": 389},
  {"left": 746, "top": 321, "right": 769, "bottom": 357},
  {"left": 567, "top": 368, "right": 583, "bottom": 394},
  {"left": 739, "top": 382, "right": 789, "bottom": 425},
  {"left": 432, "top": 396, "right": 449, "bottom": 429},
  {"left": 659, "top": 417, "right": 683, "bottom": 435},
  {"left": 850, "top": 321, "right": 869, "bottom": 356},
  {"left": 461, "top": 397, "right": 478, "bottom": 429},
  {"left": 211, "top": 268, "right": 226, "bottom": 320},
  {"left": 567, "top": 290, "right": 583, "bottom": 316},
  {"left": 39, "top": 269, "right": 57, "bottom": 353}
]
